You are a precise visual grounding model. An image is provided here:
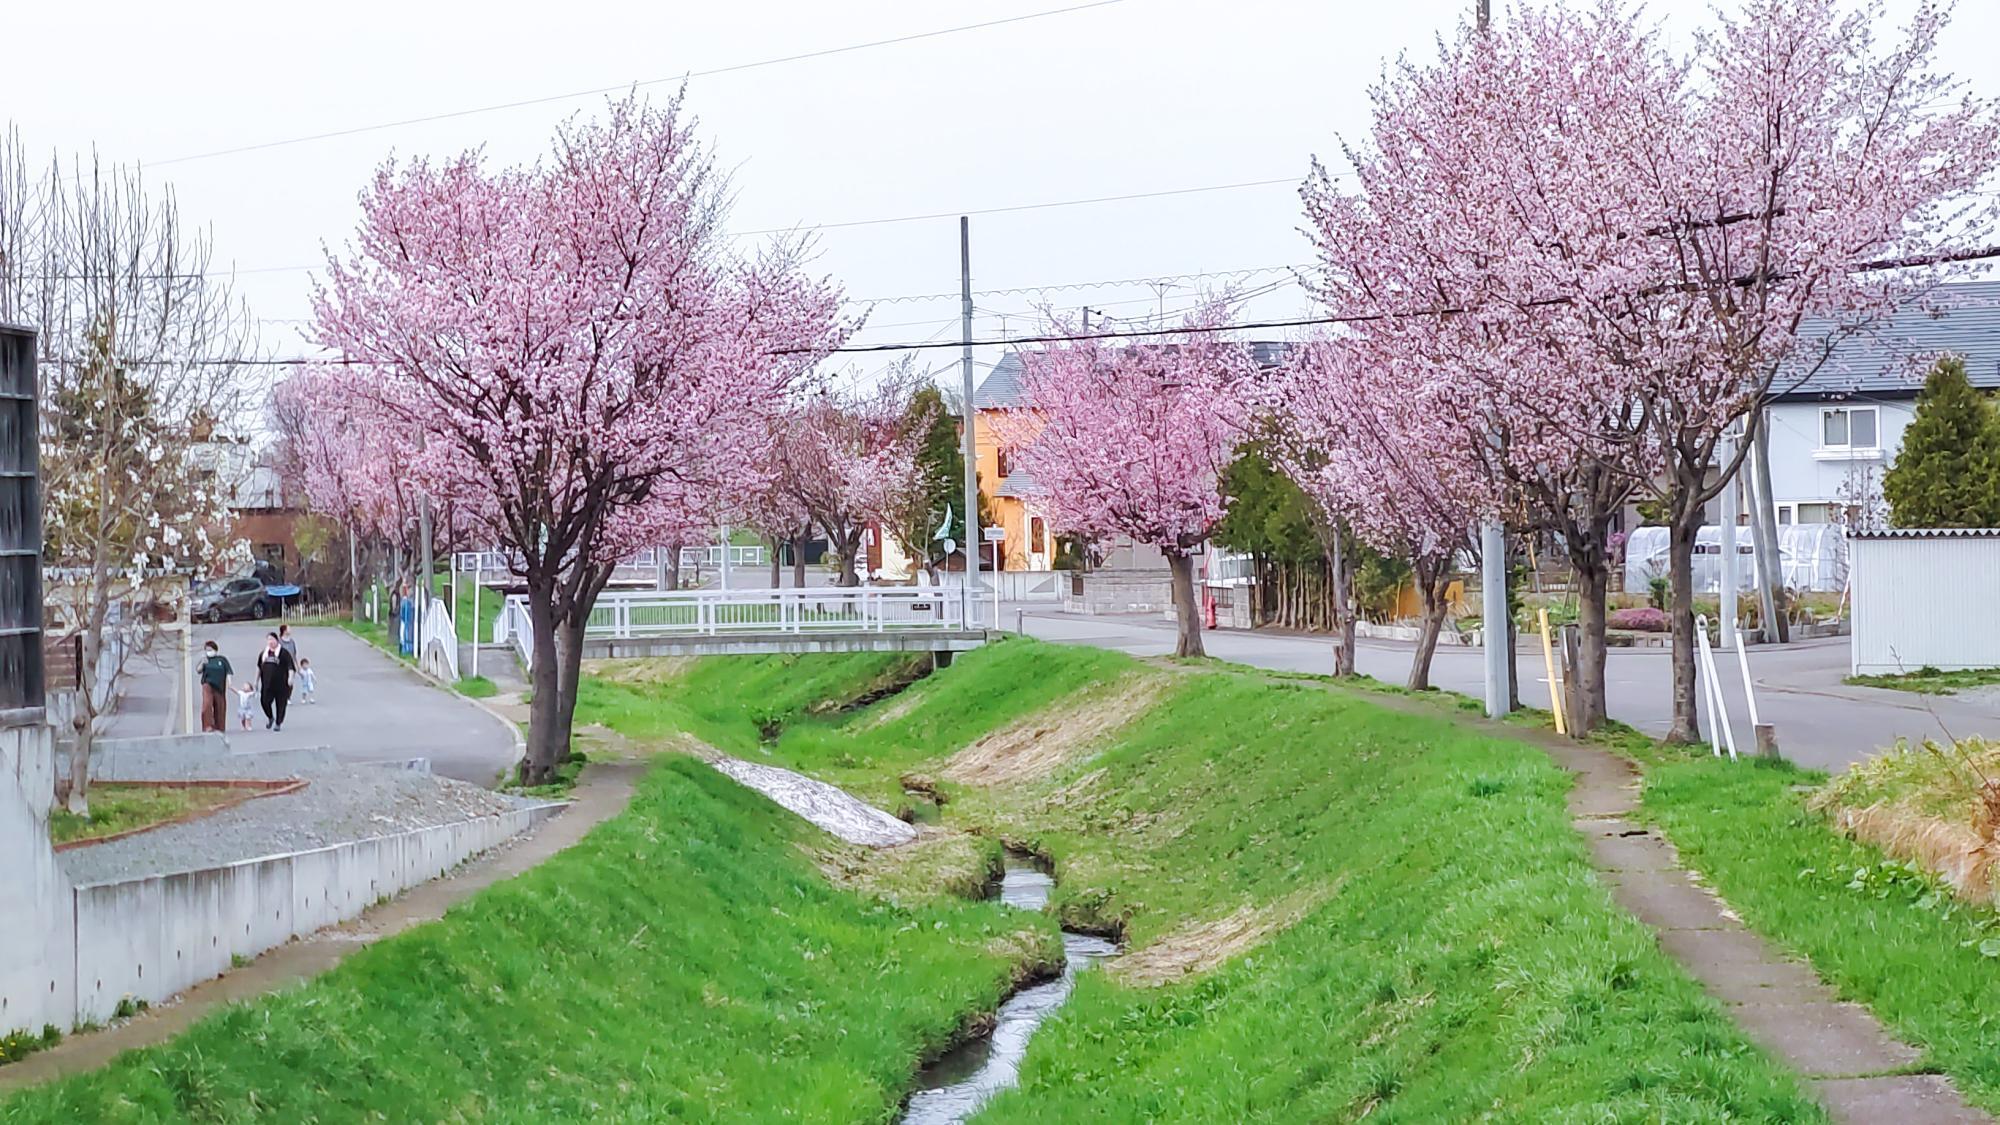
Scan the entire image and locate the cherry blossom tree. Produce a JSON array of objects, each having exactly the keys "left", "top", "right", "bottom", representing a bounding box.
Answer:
[
  {"left": 1275, "top": 339, "right": 1485, "bottom": 690},
  {"left": 310, "top": 92, "right": 849, "bottom": 783},
  {"left": 771, "top": 367, "right": 932, "bottom": 587},
  {"left": 1293, "top": 3, "right": 1661, "bottom": 726},
  {"left": 1007, "top": 309, "right": 1254, "bottom": 657},
  {"left": 1296, "top": 0, "right": 1995, "bottom": 736}
]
